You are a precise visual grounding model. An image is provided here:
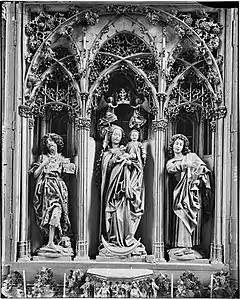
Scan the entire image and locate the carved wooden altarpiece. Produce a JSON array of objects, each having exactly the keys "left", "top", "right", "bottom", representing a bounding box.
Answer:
[{"left": 5, "top": 1, "right": 234, "bottom": 284}]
